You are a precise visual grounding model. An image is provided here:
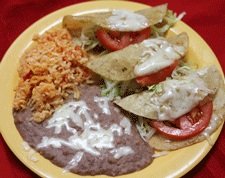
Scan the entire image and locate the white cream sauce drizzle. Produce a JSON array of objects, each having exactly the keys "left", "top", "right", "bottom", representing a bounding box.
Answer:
[
  {"left": 134, "top": 38, "right": 185, "bottom": 76},
  {"left": 110, "top": 147, "right": 134, "bottom": 159},
  {"left": 149, "top": 70, "right": 214, "bottom": 121},
  {"left": 28, "top": 149, "right": 39, "bottom": 162},
  {"left": 94, "top": 96, "right": 111, "bottom": 115},
  {"left": 63, "top": 152, "right": 84, "bottom": 173},
  {"left": 114, "top": 107, "right": 120, "bottom": 113},
  {"left": 37, "top": 100, "right": 134, "bottom": 169},
  {"left": 46, "top": 101, "right": 85, "bottom": 134},
  {"left": 94, "top": 113, "right": 99, "bottom": 119},
  {"left": 22, "top": 141, "right": 39, "bottom": 162},
  {"left": 106, "top": 9, "right": 149, "bottom": 31},
  {"left": 120, "top": 117, "right": 132, "bottom": 135},
  {"left": 152, "top": 151, "right": 170, "bottom": 158},
  {"left": 22, "top": 141, "right": 31, "bottom": 151},
  {"left": 201, "top": 113, "right": 219, "bottom": 145}
]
